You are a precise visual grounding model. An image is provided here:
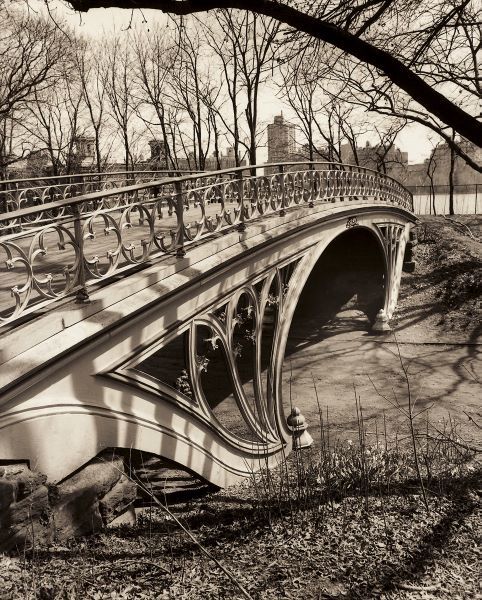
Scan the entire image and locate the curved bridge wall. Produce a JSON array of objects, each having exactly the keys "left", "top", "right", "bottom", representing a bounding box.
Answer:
[{"left": 0, "top": 201, "right": 415, "bottom": 487}]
